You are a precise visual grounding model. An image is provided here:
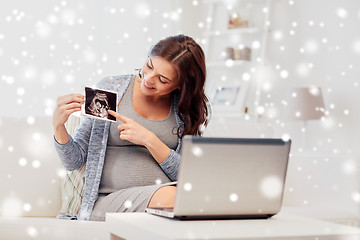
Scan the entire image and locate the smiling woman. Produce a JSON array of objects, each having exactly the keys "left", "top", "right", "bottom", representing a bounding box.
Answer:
[
  {"left": 146, "top": 35, "right": 210, "bottom": 137},
  {"left": 52, "top": 34, "right": 210, "bottom": 221}
]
